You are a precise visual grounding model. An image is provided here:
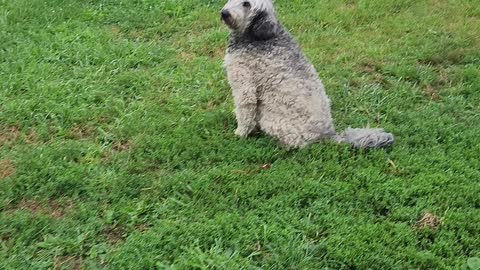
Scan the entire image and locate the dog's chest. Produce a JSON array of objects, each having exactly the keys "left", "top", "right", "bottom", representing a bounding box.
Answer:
[
  {"left": 224, "top": 51, "right": 264, "bottom": 71},
  {"left": 225, "top": 50, "right": 280, "bottom": 85}
]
